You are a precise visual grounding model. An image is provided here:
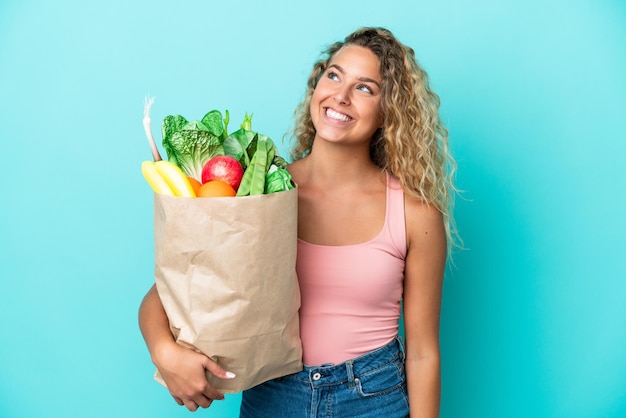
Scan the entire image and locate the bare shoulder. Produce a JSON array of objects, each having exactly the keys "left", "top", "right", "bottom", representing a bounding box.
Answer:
[
  {"left": 404, "top": 195, "right": 446, "bottom": 255},
  {"left": 286, "top": 159, "right": 305, "bottom": 183}
]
